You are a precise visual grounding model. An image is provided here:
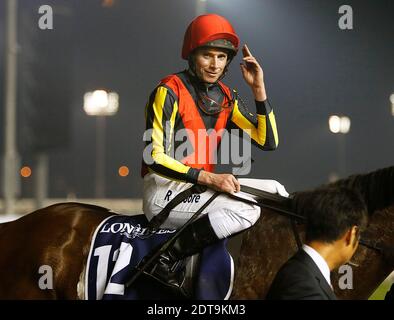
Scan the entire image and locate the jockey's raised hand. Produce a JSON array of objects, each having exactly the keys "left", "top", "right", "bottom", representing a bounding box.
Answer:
[
  {"left": 240, "top": 44, "right": 267, "bottom": 101},
  {"left": 198, "top": 171, "right": 241, "bottom": 194}
]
